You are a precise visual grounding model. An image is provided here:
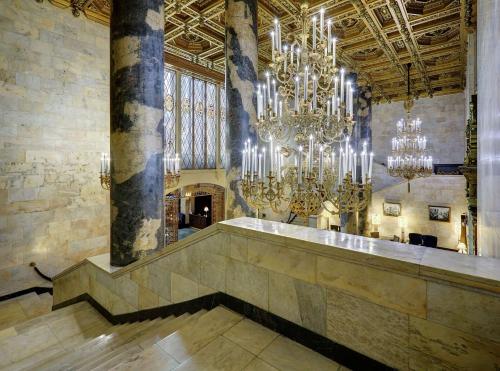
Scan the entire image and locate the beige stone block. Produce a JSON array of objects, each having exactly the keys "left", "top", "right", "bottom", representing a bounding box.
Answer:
[
  {"left": 207, "top": 232, "right": 230, "bottom": 256},
  {"left": 171, "top": 273, "right": 199, "bottom": 303},
  {"left": 138, "top": 285, "right": 159, "bottom": 310},
  {"left": 408, "top": 349, "right": 456, "bottom": 371},
  {"left": 159, "top": 245, "right": 200, "bottom": 282},
  {"left": 198, "top": 284, "right": 217, "bottom": 297},
  {"left": 409, "top": 316, "right": 500, "bottom": 369},
  {"left": 269, "top": 272, "right": 326, "bottom": 335},
  {"left": 200, "top": 251, "right": 227, "bottom": 292},
  {"left": 114, "top": 273, "right": 139, "bottom": 309},
  {"left": 327, "top": 289, "right": 409, "bottom": 369},
  {"left": 427, "top": 282, "right": 500, "bottom": 342},
  {"left": 226, "top": 259, "right": 268, "bottom": 310},
  {"left": 247, "top": 239, "right": 315, "bottom": 283},
  {"left": 230, "top": 234, "right": 248, "bottom": 262},
  {"left": 317, "top": 256, "right": 426, "bottom": 318}
]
